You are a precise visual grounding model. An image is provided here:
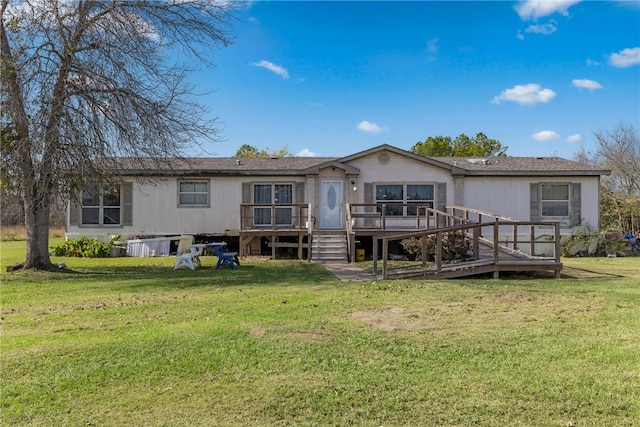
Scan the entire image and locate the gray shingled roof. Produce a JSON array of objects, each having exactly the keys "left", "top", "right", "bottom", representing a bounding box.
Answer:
[
  {"left": 106, "top": 148, "right": 609, "bottom": 177},
  {"left": 432, "top": 156, "right": 610, "bottom": 176},
  {"left": 109, "top": 156, "right": 340, "bottom": 176}
]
